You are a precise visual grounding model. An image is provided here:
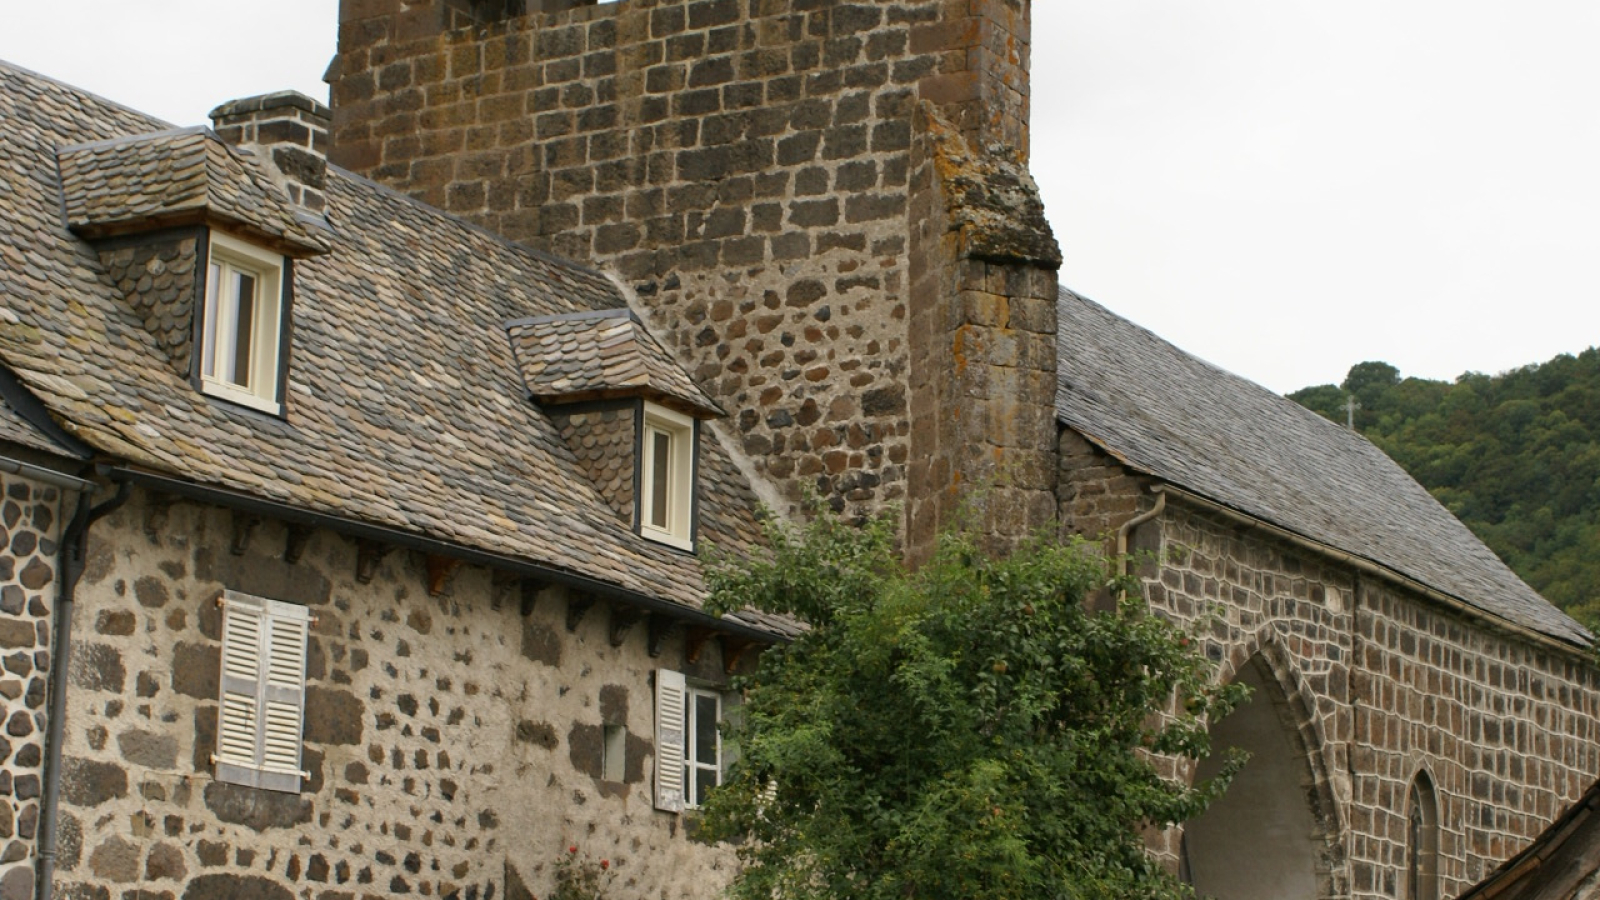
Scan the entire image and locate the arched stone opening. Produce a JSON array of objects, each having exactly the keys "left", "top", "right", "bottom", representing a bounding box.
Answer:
[
  {"left": 1183, "top": 653, "right": 1333, "bottom": 899},
  {"left": 1406, "top": 770, "right": 1440, "bottom": 900}
]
